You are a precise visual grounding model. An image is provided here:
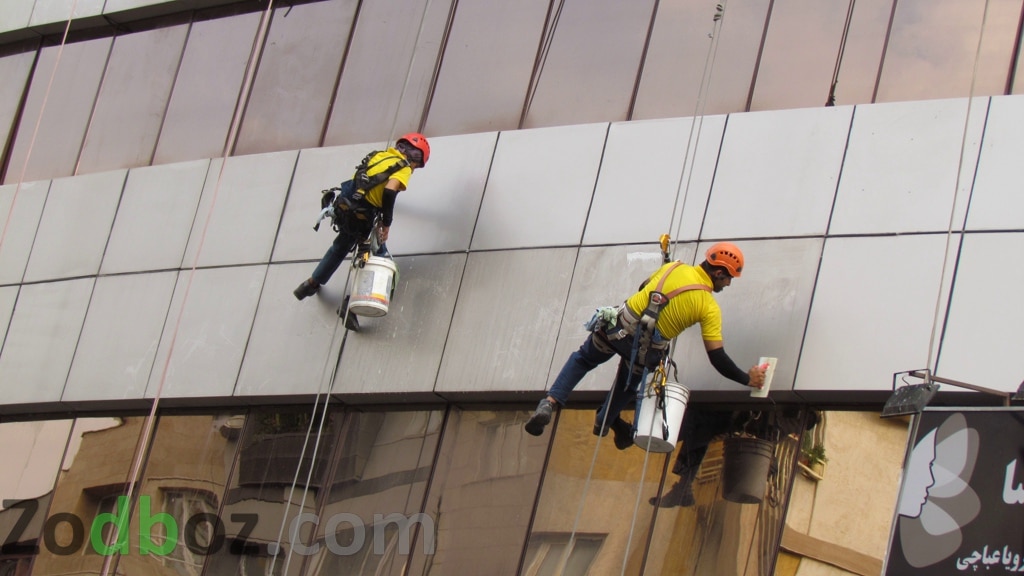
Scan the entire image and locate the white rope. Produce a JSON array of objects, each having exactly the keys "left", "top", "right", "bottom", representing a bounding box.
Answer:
[
  {"left": 555, "top": 5, "right": 731, "bottom": 572},
  {"left": 924, "top": 0, "right": 992, "bottom": 379},
  {"left": 668, "top": 1, "right": 728, "bottom": 261}
]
